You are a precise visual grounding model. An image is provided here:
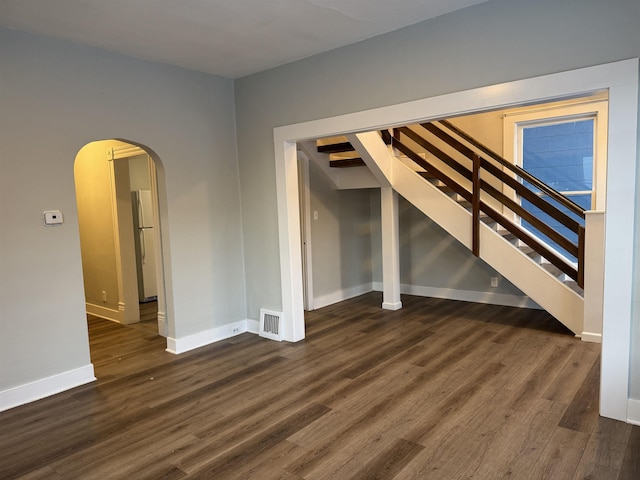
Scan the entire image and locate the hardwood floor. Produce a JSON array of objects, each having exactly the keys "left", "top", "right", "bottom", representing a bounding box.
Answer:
[{"left": 2, "top": 293, "right": 639, "bottom": 479}]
